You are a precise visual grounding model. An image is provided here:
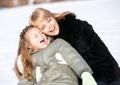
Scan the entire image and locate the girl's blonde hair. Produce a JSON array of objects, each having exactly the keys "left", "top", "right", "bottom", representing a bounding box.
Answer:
[
  {"left": 29, "top": 8, "right": 75, "bottom": 27},
  {"left": 14, "top": 25, "right": 34, "bottom": 80}
]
